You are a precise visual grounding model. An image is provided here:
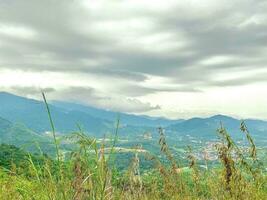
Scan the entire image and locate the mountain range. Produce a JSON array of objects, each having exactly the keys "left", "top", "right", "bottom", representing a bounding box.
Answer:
[
  {"left": 0, "top": 91, "right": 266, "bottom": 148},
  {"left": 0, "top": 92, "right": 181, "bottom": 135},
  {"left": 167, "top": 115, "right": 267, "bottom": 144}
]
